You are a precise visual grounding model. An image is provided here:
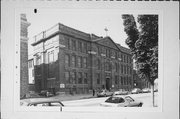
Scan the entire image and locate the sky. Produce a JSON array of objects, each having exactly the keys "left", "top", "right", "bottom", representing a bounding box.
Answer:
[{"left": 26, "top": 9, "right": 135, "bottom": 55}]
